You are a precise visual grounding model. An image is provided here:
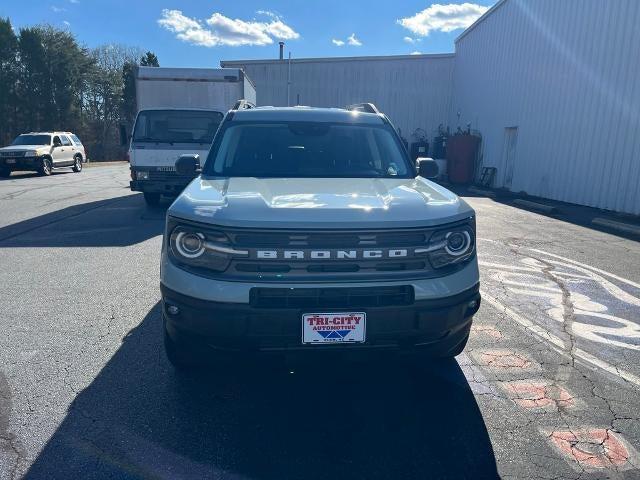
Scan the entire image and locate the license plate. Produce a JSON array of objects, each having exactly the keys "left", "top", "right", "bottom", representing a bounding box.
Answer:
[
  {"left": 302, "top": 312, "right": 366, "bottom": 344},
  {"left": 6, "top": 159, "right": 15, "bottom": 164}
]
